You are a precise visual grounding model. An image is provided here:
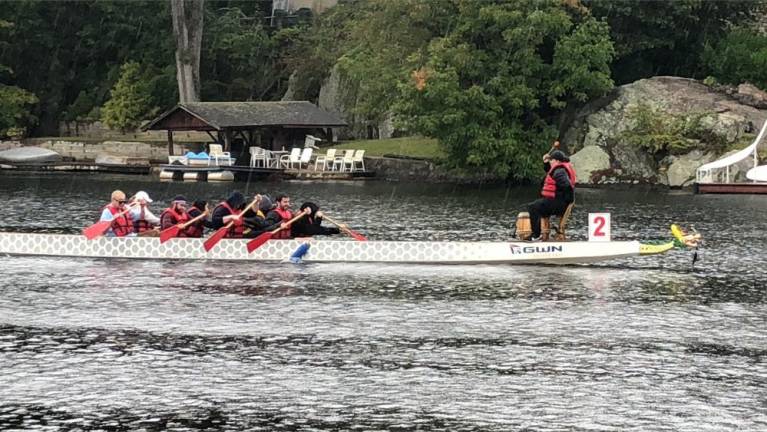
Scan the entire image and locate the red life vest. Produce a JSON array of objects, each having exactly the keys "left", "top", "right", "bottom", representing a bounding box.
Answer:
[
  {"left": 218, "top": 201, "right": 245, "bottom": 238},
  {"left": 160, "top": 206, "right": 190, "bottom": 236},
  {"left": 184, "top": 208, "right": 206, "bottom": 238},
  {"left": 272, "top": 207, "right": 293, "bottom": 239},
  {"left": 541, "top": 162, "right": 576, "bottom": 199},
  {"left": 104, "top": 204, "right": 132, "bottom": 237},
  {"left": 133, "top": 205, "right": 155, "bottom": 233}
]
